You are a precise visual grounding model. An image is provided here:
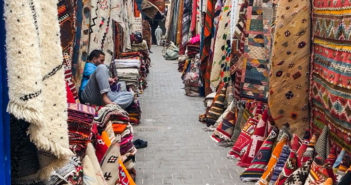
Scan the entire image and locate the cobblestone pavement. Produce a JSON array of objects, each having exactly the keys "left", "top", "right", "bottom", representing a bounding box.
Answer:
[{"left": 134, "top": 46, "right": 245, "bottom": 185}]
